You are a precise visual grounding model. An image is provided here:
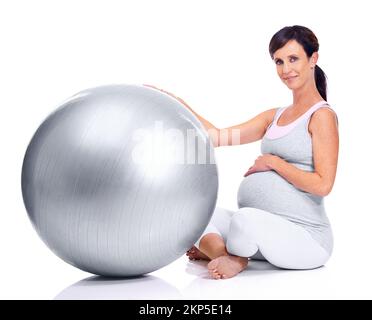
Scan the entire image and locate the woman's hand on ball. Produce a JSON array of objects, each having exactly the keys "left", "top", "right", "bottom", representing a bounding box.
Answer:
[
  {"left": 143, "top": 84, "right": 173, "bottom": 96},
  {"left": 143, "top": 84, "right": 189, "bottom": 107},
  {"left": 244, "top": 154, "right": 277, "bottom": 177}
]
